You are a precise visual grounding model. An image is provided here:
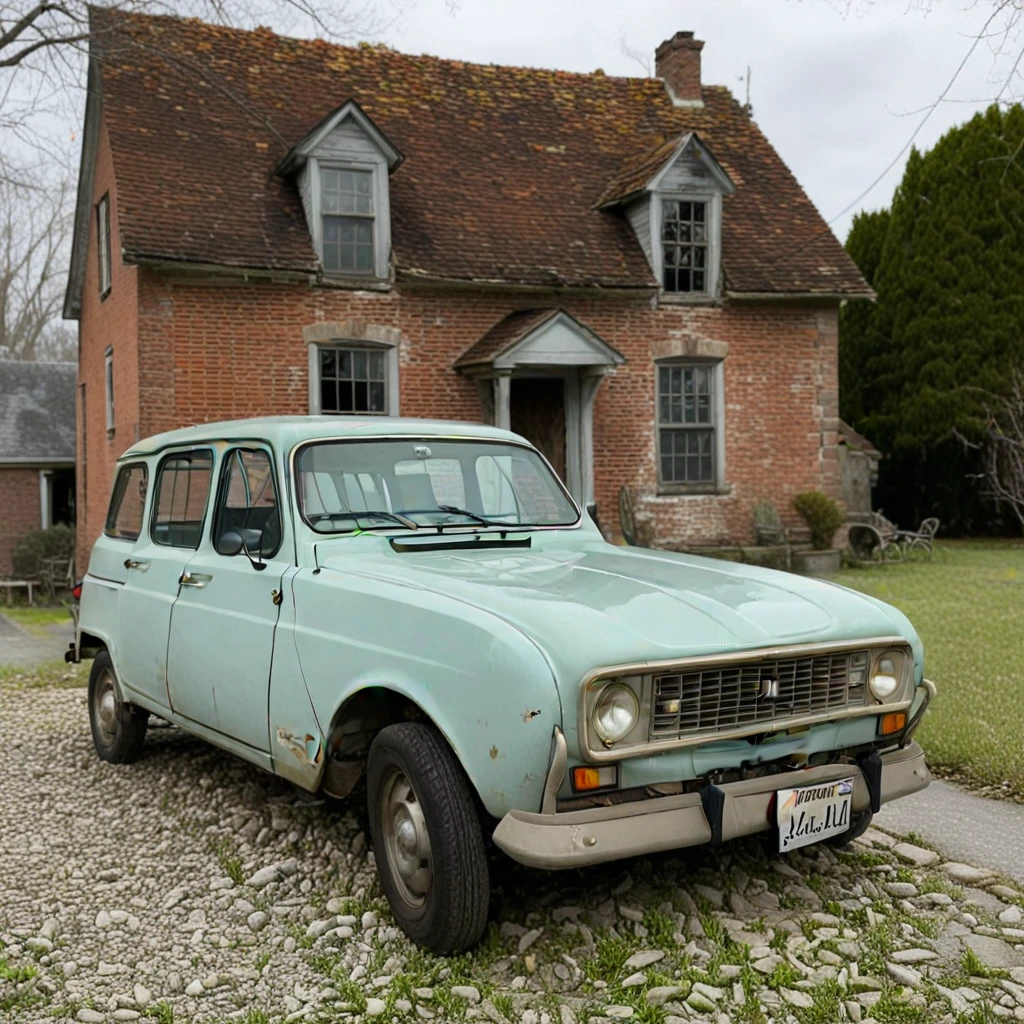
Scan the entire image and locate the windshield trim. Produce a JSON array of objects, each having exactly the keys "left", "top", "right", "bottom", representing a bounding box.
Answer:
[{"left": 290, "top": 433, "right": 583, "bottom": 536}]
